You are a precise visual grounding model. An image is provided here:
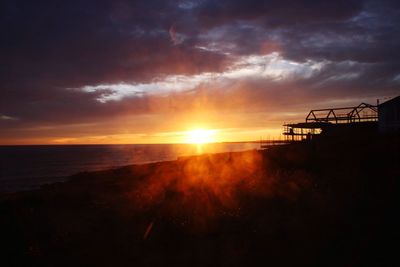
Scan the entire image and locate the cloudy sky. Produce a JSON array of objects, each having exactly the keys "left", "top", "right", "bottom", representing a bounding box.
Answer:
[{"left": 1, "top": 0, "right": 399, "bottom": 144}]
